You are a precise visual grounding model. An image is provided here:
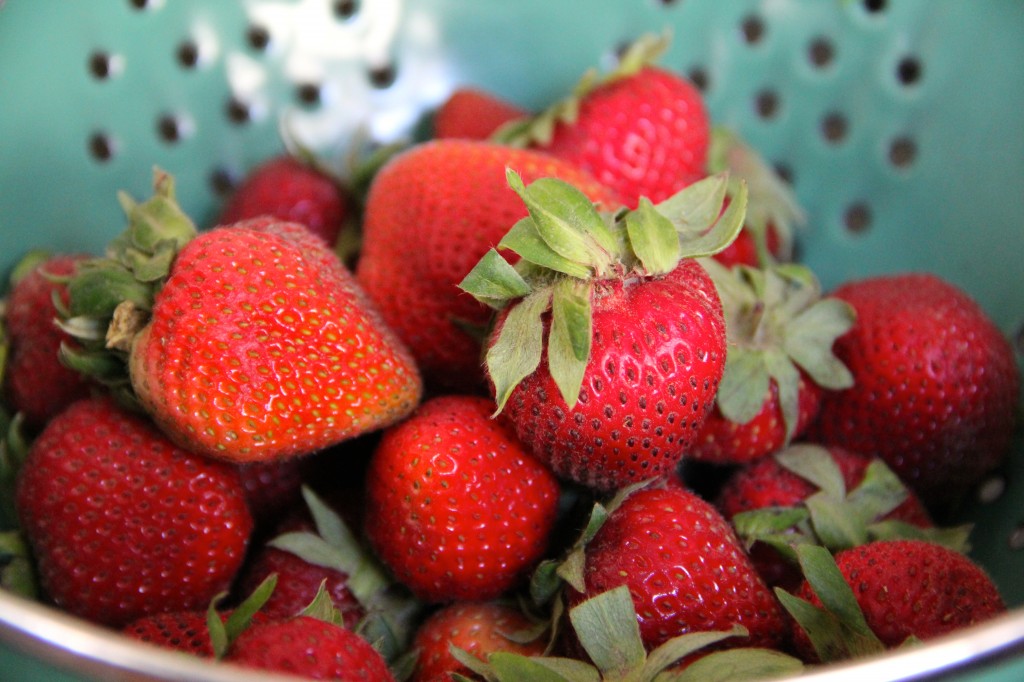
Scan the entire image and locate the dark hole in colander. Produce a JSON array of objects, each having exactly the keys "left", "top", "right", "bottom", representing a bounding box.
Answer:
[
  {"left": 157, "top": 114, "right": 188, "bottom": 143},
  {"left": 88, "top": 132, "right": 116, "bottom": 162},
  {"left": 754, "top": 89, "right": 779, "bottom": 119},
  {"left": 821, "top": 112, "right": 848, "bottom": 143},
  {"left": 773, "top": 162, "right": 794, "bottom": 186},
  {"left": 863, "top": 0, "right": 888, "bottom": 13},
  {"left": 808, "top": 37, "right": 835, "bottom": 69},
  {"left": 177, "top": 40, "right": 200, "bottom": 69},
  {"left": 209, "top": 167, "right": 239, "bottom": 197},
  {"left": 88, "top": 51, "right": 115, "bottom": 80},
  {"left": 333, "top": 0, "right": 359, "bottom": 19},
  {"left": 843, "top": 202, "right": 872, "bottom": 234},
  {"left": 897, "top": 56, "right": 923, "bottom": 86},
  {"left": 658, "top": 0, "right": 681, "bottom": 5},
  {"left": 226, "top": 97, "right": 253, "bottom": 124},
  {"left": 888, "top": 136, "right": 917, "bottom": 168},
  {"left": 741, "top": 15, "right": 765, "bottom": 45},
  {"left": 247, "top": 25, "right": 272, "bottom": 52},
  {"left": 368, "top": 64, "right": 397, "bottom": 88},
  {"left": 687, "top": 66, "right": 709, "bottom": 92},
  {"left": 128, "top": 0, "right": 156, "bottom": 10},
  {"left": 1009, "top": 524, "right": 1024, "bottom": 551},
  {"left": 296, "top": 83, "right": 322, "bottom": 106}
]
